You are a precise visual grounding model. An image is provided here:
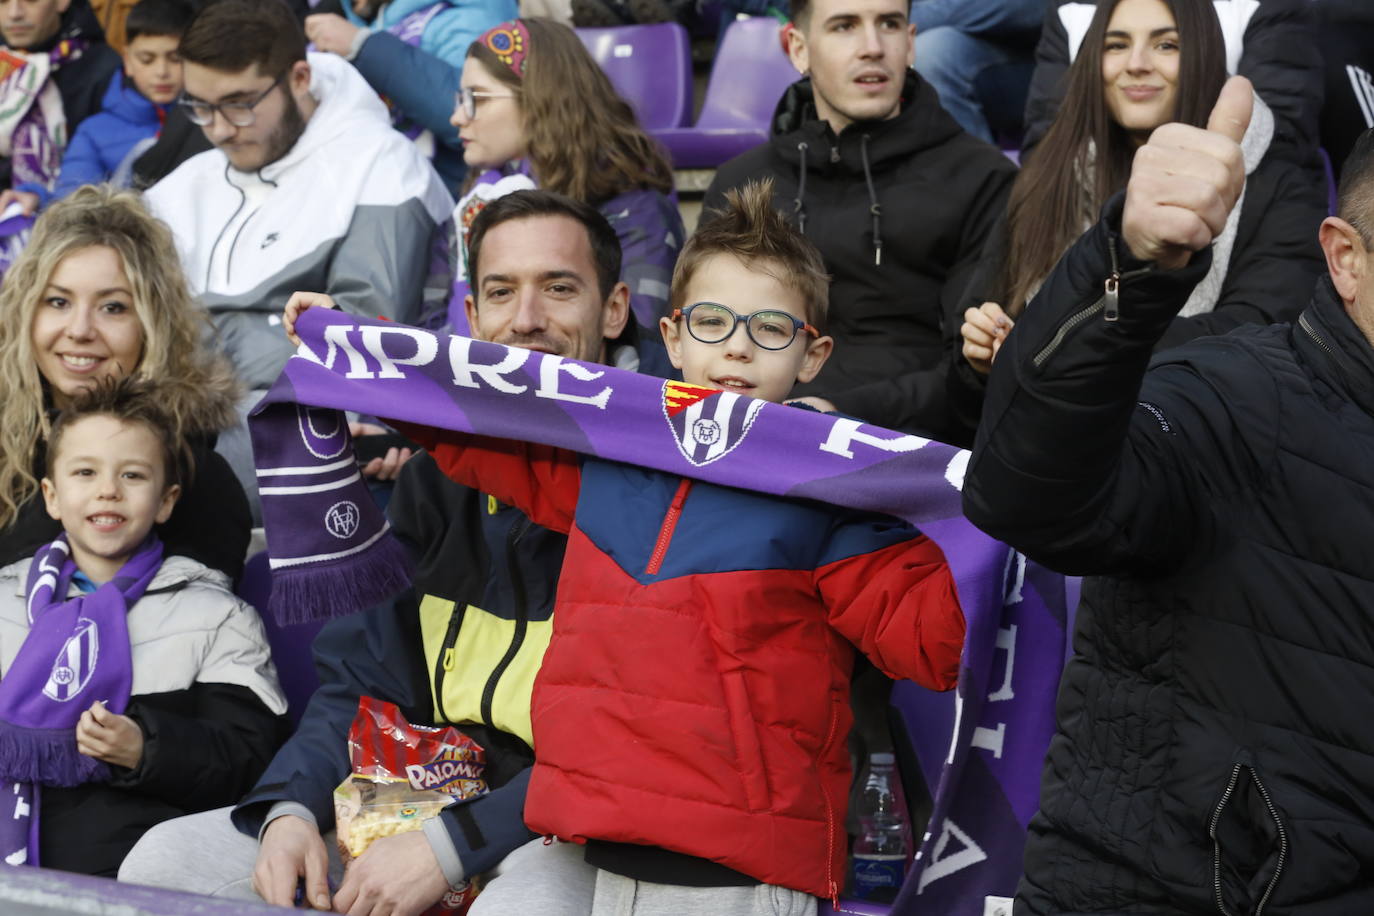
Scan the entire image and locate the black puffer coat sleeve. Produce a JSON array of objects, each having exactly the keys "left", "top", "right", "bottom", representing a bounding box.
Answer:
[
  {"left": 112, "top": 684, "right": 284, "bottom": 810},
  {"left": 1023, "top": 0, "right": 1323, "bottom": 166},
  {"left": 963, "top": 196, "right": 1277, "bottom": 577}
]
